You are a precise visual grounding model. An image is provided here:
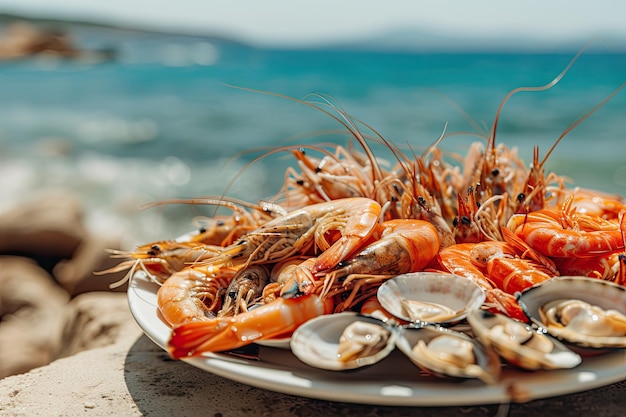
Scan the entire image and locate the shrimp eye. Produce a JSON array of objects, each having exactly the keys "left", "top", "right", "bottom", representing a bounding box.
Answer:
[
  {"left": 147, "top": 250, "right": 157, "bottom": 256},
  {"left": 517, "top": 193, "right": 526, "bottom": 203},
  {"left": 296, "top": 179, "right": 305, "bottom": 186},
  {"left": 491, "top": 168, "right": 499, "bottom": 176},
  {"left": 315, "top": 166, "right": 322, "bottom": 173},
  {"left": 417, "top": 196, "right": 427, "bottom": 206},
  {"left": 228, "top": 291, "right": 237, "bottom": 300},
  {"left": 199, "top": 227, "right": 207, "bottom": 233},
  {"left": 461, "top": 216, "right": 471, "bottom": 225},
  {"left": 151, "top": 245, "right": 160, "bottom": 252},
  {"left": 452, "top": 217, "right": 459, "bottom": 227}
]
